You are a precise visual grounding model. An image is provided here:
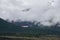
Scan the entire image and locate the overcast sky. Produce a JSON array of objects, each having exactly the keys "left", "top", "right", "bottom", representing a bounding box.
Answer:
[{"left": 0, "top": 0, "right": 60, "bottom": 26}]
